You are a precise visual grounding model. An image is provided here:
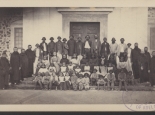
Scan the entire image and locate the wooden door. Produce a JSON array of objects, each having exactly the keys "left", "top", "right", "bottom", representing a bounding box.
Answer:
[{"left": 70, "top": 22, "right": 100, "bottom": 42}]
